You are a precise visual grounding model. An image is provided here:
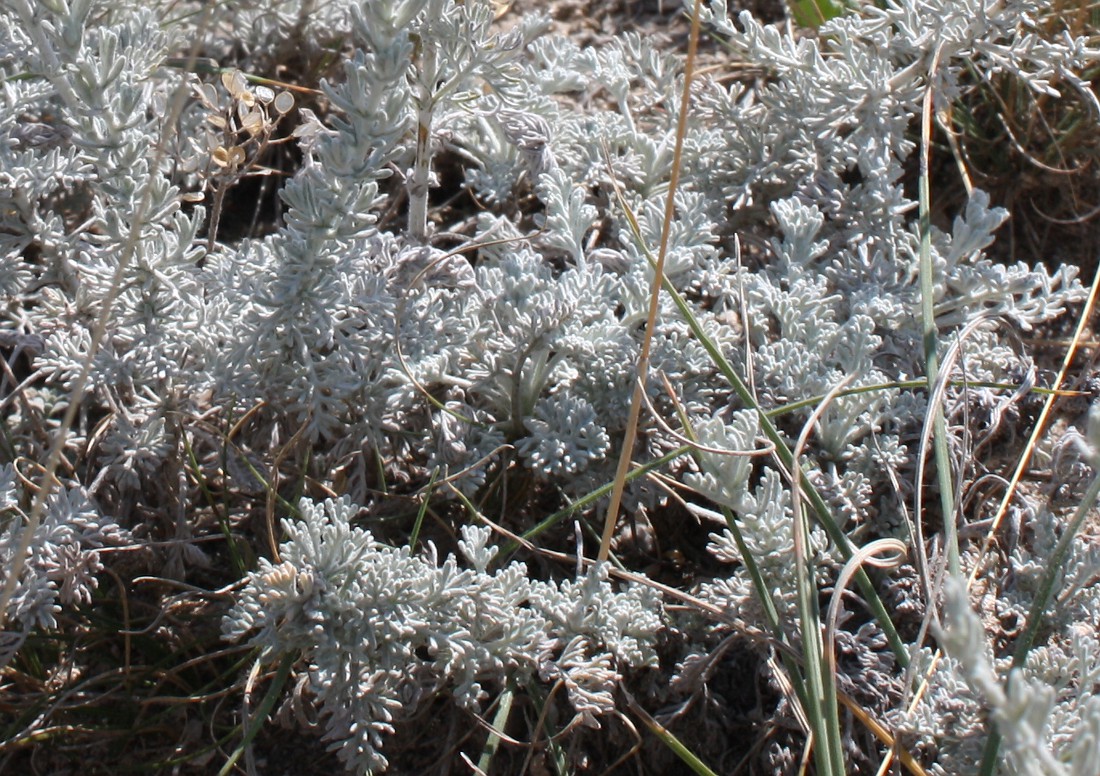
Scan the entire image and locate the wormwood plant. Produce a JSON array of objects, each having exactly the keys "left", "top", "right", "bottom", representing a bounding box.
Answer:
[
  {"left": 2, "top": 0, "right": 1100, "bottom": 772},
  {"left": 224, "top": 503, "right": 660, "bottom": 772}
]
